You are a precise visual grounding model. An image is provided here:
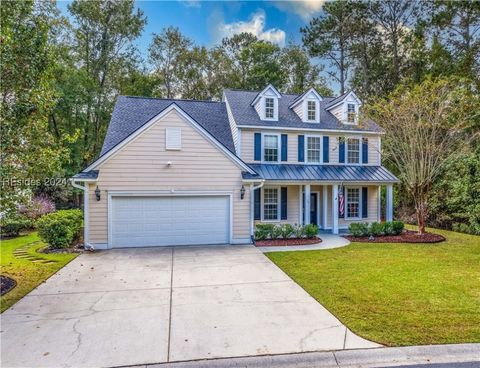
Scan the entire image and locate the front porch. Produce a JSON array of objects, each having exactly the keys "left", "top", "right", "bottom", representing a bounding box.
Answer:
[{"left": 249, "top": 183, "right": 394, "bottom": 236}]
